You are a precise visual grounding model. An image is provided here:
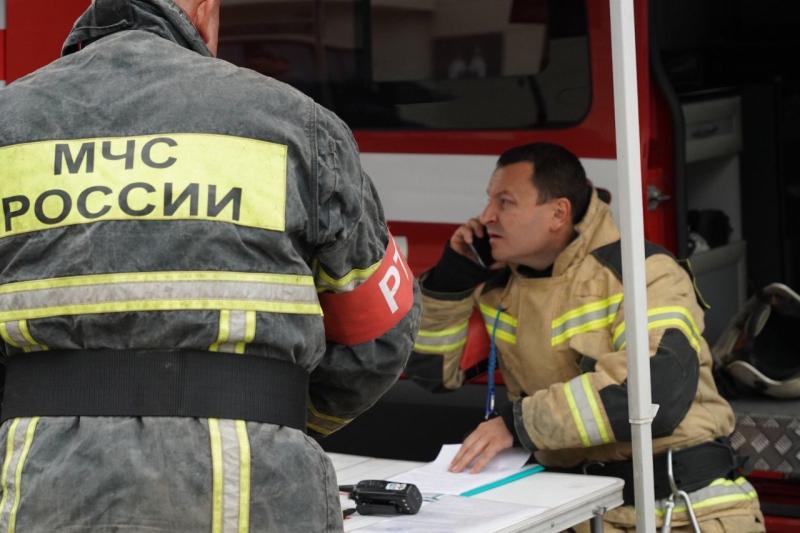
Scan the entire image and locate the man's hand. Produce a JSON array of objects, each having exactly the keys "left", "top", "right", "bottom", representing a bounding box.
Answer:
[
  {"left": 449, "top": 217, "right": 485, "bottom": 263},
  {"left": 448, "top": 416, "right": 514, "bottom": 474}
]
